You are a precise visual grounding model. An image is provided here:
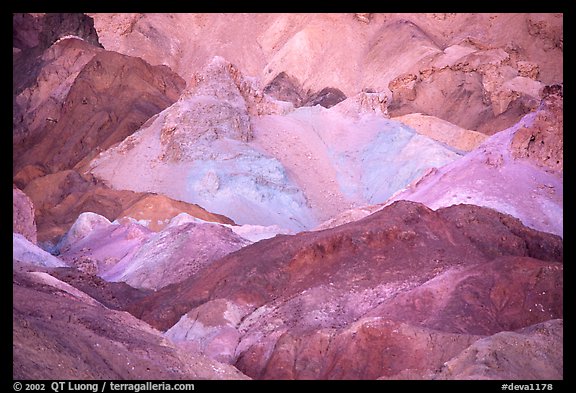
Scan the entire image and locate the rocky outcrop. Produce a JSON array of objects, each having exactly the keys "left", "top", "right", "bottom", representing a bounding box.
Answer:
[
  {"left": 263, "top": 72, "right": 305, "bottom": 107},
  {"left": 166, "top": 299, "right": 251, "bottom": 364},
  {"left": 101, "top": 222, "right": 250, "bottom": 290},
  {"left": 127, "top": 201, "right": 562, "bottom": 379},
  {"left": 156, "top": 56, "right": 254, "bottom": 160},
  {"left": 385, "top": 96, "right": 563, "bottom": 237},
  {"left": 55, "top": 212, "right": 112, "bottom": 253},
  {"left": 387, "top": 56, "right": 541, "bottom": 135},
  {"left": 21, "top": 168, "right": 234, "bottom": 248},
  {"left": 13, "top": 15, "right": 105, "bottom": 175},
  {"left": 89, "top": 13, "right": 561, "bottom": 134},
  {"left": 38, "top": 13, "right": 102, "bottom": 49},
  {"left": 363, "top": 256, "right": 562, "bottom": 335},
  {"left": 13, "top": 13, "right": 102, "bottom": 97},
  {"left": 392, "top": 113, "right": 488, "bottom": 152},
  {"left": 50, "top": 267, "right": 153, "bottom": 312},
  {"left": 13, "top": 187, "right": 37, "bottom": 244},
  {"left": 89, "top": 57, "right": 316, "bottom": 231},
  {"left": 132, "top": 211, "right": 291, "bottom": 243},
  {"left": 13, "top": 269, "right": 249, "bottom": 380},
  {"left": 510, "top": 84, "right": 563, "bottom": 173},
  {"left": 13, "top": 13, "right": 42, "bottom": 52},
  {"left": 436, "top": 204, "right": 562, "bottom": 261},
  {"left": 15, "top": 48, "right": 185, "bottom": 173},
  {"left": 303, "top": 87, "right": 346, "bottom": 108},
  {"left": 263, "top": 72, "right": 346, "bottom": 109},
  {"left": 57, "top": 217, "right": 153, "bottom": 277},
  {"left": 434, "top": 319, "right": 563, "bottom": 380},
  {"left": 54, "top": 211, "right": 250, "bottom": 290},
  {"left": 88, "top": 56, "right": 463, "bottom": 231},
  {"left": 13, "top": 38, "right": 103, "bottom": 161},
  {"left": 116, "top": 193, "right": 235, "bottom": 231}
]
